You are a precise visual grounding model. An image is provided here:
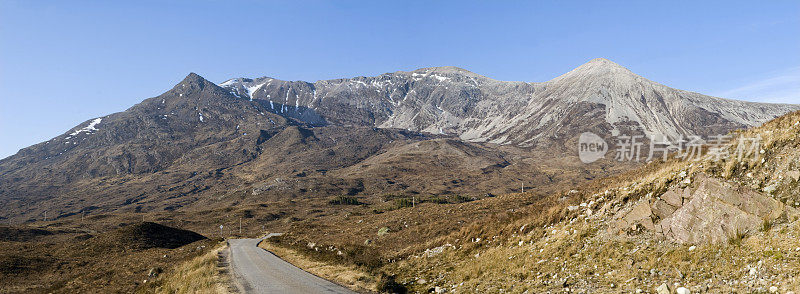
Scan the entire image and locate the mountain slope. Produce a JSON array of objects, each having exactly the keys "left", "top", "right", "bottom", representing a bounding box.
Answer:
[
  {"left": 220, "top": 58, "right": 798, "bottom": 147},
  {"left": 0, "top": 59, "right": 797, "bottom": 223},
  {"left": 0, "top": 73, "right": 294, "bottom": 220},
  {"left": 385, "top": 110, "right": 800, "bottom": 293}
]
